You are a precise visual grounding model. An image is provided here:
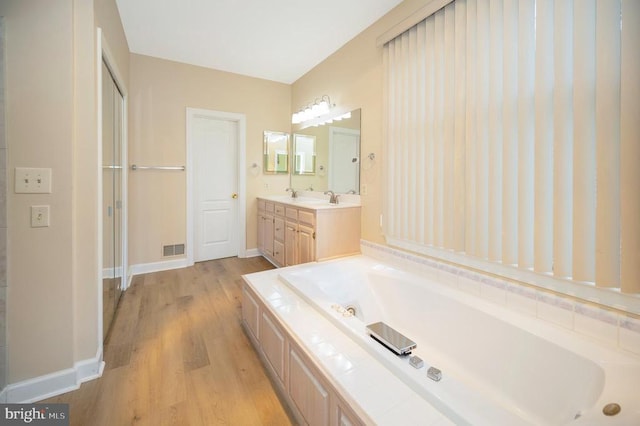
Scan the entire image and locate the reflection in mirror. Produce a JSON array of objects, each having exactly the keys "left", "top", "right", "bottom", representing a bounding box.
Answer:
[
  {"left": 263, "top": 131, "right": 290, "bottom": 174},
  {"left": 290, "top": 109, "right": 361, "bottom": 193},
  {"left": 293, "top": 134, "right": 316, "bottom": 175}
]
